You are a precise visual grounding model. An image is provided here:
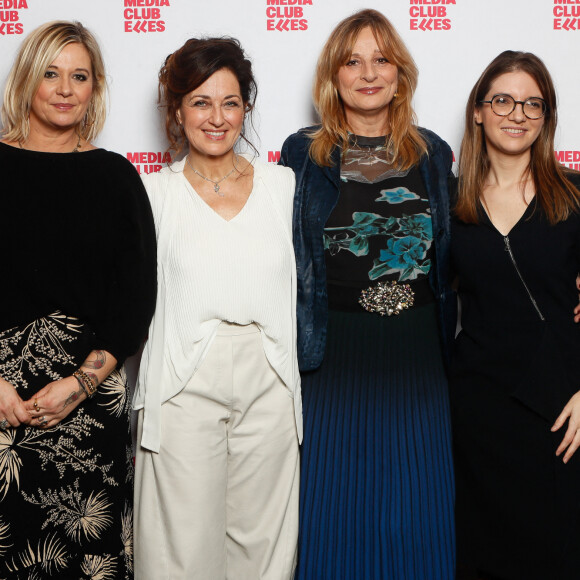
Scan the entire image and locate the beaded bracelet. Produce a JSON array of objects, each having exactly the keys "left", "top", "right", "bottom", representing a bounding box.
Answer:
[{"left": 73, "top": 369, "right": 97, "bottom": 398}]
